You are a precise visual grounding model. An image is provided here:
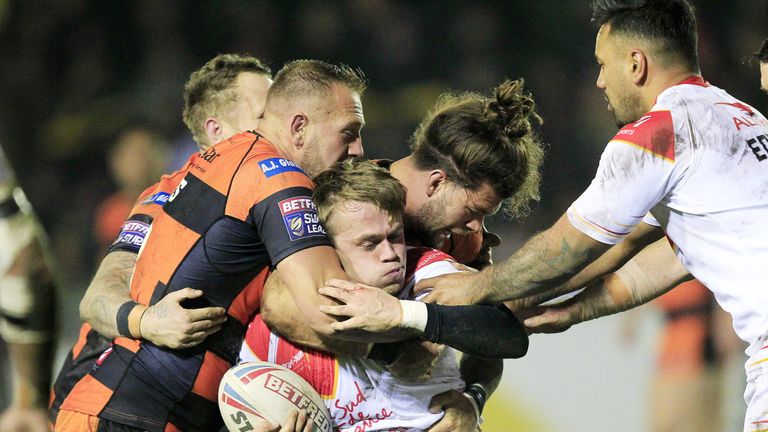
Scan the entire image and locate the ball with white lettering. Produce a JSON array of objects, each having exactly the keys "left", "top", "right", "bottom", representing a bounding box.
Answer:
[{"left": 219, "top": 361, "right": 332, "bottom": 432}]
